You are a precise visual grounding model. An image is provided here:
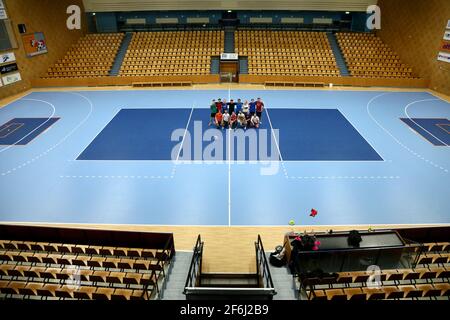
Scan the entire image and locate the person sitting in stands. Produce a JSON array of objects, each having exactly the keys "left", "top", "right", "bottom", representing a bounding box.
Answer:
[
  {"left": 249, "top": 98, "right": 257, "bottom": 116},
  {"left": 237, "top": 111, "right": 247, "bottom": 129},
  {"left": 242, "top": 100, "right": 250, "bottom": 115},
  {"left": 250, "top": 114, "right": 260, "bottom": 128},
  {"left": 230, "top": 112, "right": 237, "bottom": 129},
  {"left": 222, "top": 110, "right": 230, "bottom": 129},
  {"left": 209, "top": 99, "right": 217, "bottom": 126},
  {"left": 215, "top": 111, "right": 223, "bottom": 129},
  {"left": 235, "top": 99, "right": 243, "bottom": 114}
]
